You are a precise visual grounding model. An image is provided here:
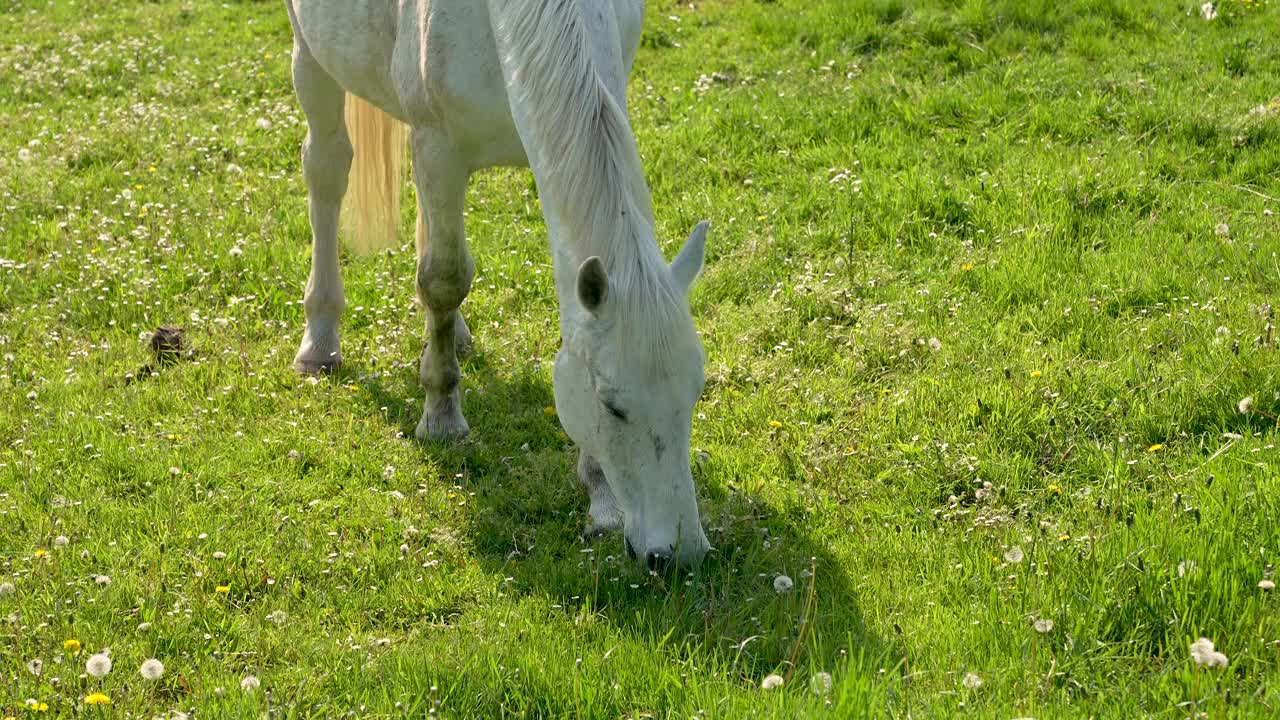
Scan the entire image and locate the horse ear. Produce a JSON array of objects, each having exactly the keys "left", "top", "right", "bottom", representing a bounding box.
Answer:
[
  {"left": 576, "top": 256, "right": 609, "bottom": 315},
  {"left": 670, "top": 221, "right": 709, "bottom": 294}
]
